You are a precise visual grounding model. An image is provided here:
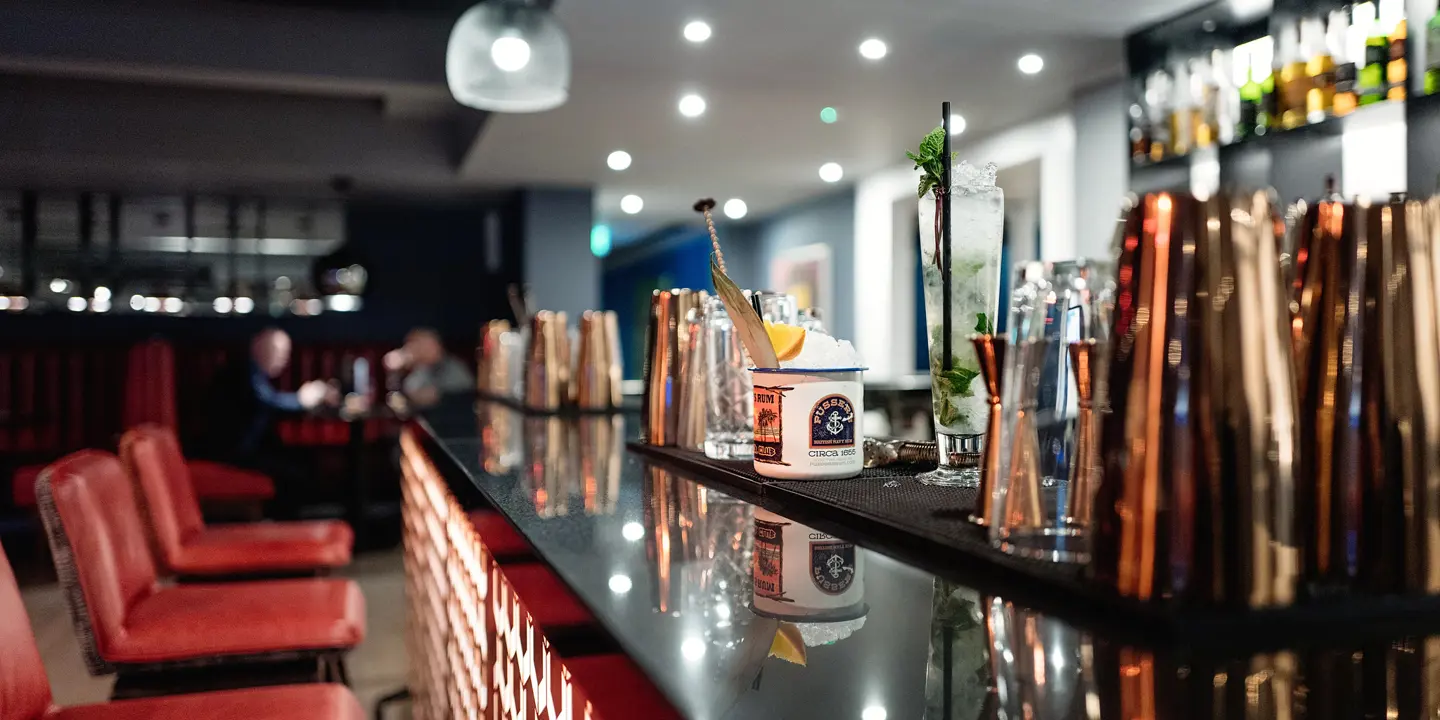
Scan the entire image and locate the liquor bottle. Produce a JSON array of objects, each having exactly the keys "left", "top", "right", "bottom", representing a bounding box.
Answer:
[
  {"left": 1239, "top": 63, "right": 1264, "bottom": 140},
  {"left": 1145, "top": 69, "right": 1172, "bottom": 161},
  {"left": 1305, "top": 15, "right": 1335, "bottom": 123},
  {"left": 1427, "top": 7, "right": 1440, "bottom": 95},
  {"left": 1170, "top": 60, "right": 1193, "bottom": 156},
  {"left": 1191, "top": 55, "right": 1217, "bottom": 148},
  {"left": 1334, "top": 6, "right": 1360, "bottom": 114},
  {"left": 1387, "top": 16, "right": 1407, "bottom": 101},
  {"left": 1276, "top": 19, "right": 1309, "bottom": 129},
  {"left": 1358, "top": 1, "right": 1389, "bottom": 105},
  {"left": 1211, "top": 47, "right": 1237, "bottom": 145},
  {"left": 1129, "top": 92, "right": 1149, "bottom": 163}
]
